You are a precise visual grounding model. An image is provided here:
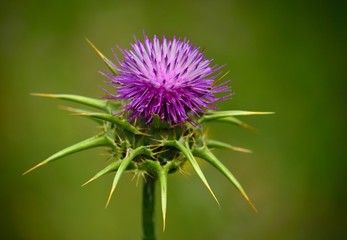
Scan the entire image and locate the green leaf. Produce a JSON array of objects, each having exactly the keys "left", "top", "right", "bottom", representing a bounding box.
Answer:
[
  {"left": 82, "top": 160, "right": 136, "bottom": 186},
  {"left": 207, "top": 139, "right": 252, "bottom": 153},
  {"left": 23, "top": 134, "right": 114, "bottom": 175},
  {"left": 106, "top": 146, "right": 153, "bottom": 207},
  {"left": 31, "top": 93, "right": 109, "bottom": 111},
  {"left": 193, "top": 147, "right": 257, "bottom": 212},
  {"left": 162, "top": 140, "right": 219, "bottom": 206},
  {"left": 86, "top": 38, "right": 118, "bottom": 75},
  {"left": 75, "top": 112, "right": 147, "bottom": 135}
]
